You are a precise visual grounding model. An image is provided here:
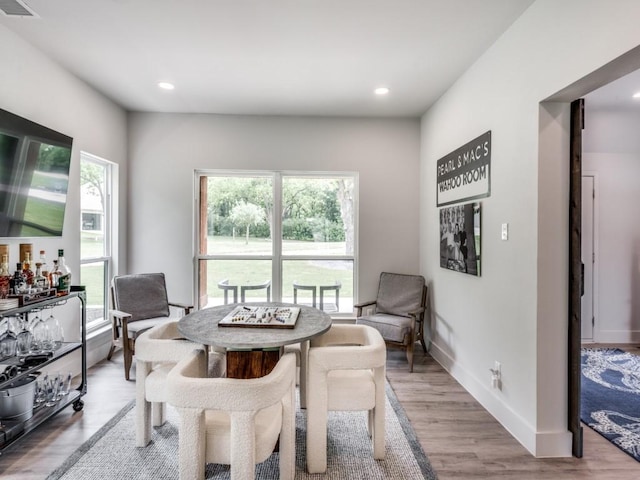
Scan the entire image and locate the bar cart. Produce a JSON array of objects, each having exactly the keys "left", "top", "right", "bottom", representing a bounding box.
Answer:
[{"left": 0, "top": 287, "right": 86, "bottom": 453}]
